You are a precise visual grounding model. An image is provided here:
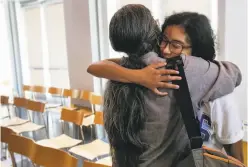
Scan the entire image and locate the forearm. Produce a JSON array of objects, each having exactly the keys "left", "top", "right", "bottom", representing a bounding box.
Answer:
[
  {"left": 87, "top": 60, "right": 138, "bottom": 83},
  {"left": 223, "top": 140, "right": 244, "bottom": 162}
]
